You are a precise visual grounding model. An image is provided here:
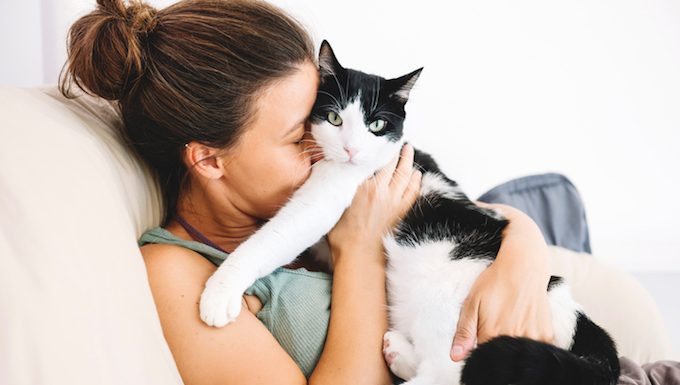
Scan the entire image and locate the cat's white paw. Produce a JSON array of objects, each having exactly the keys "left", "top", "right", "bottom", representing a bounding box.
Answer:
[
  {"left": 383, "top": 330, "right": 419, "bottom": 380},
  {"left": 199, "top": 265, "right": 251, "bottom": 327}
]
